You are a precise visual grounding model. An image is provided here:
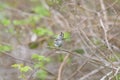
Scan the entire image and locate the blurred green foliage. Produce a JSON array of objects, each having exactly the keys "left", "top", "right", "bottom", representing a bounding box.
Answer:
[
  {"left": 1, "top": 18, "right": 11, "bottom": 26},
  {"left": 5, "top": 27, "right": 15, "bottom": 34},
  {"left": 0, "top": 3, "right": 8, "bottom": 10},
  {"left": 12, "top": 64, "right": 32, "bottom": 73},
  {"left": 47, "top": 39, "right": 54, "bottom": 47},
  {"left": 33, "top": 5, "right": 50, "bottom": 17},
  {"left": 58, "top": 54, "right": 65, "bottom": 62},
  {"left": 28, "top": 41, "right": 39, "bottom": 49},
  {"left": 32, "top": 54, "right": 50, "bottom": 68},
  {"left": 13, "top": 16, "right": 40, "bottom": 26},
  {"left": 0, "top": 44, "right": 12, "bottom": 52},
  {"left": 32, "top": 54, "right": 50, "bottom": 80},
  {"left": 47, "top": 0, "right": 62, "bottom": 6},
  {"left": 36, "top": 69, "right": 48, "bottom": 80},
  {"left": 114, "top": 73, "right": 120, "bottom": 80},
  {"left": 33, "top": 27, "right": 53, "bottom": 36},
  {"left": 12, "top": 64, "right": 32, "bottom": 79},
  {"left": 64, "top": 32, "right": 71, "bottom": 41},
  {"left": 109, "top": 53, "right": 120, "bottom": 62},
  {"left": 0, "top": 3, "right": 11, "bottom": 26},
  {"left": 0, "top": 3, "right": 50, "bottom": 27},
  {"left": 57, "top": 54, "right": 72, "bottom": 64},
  {"left": 11, "top": 54, "right": 50, "bottom": 80},
  {"left": 73, "top": 49, "right": 84, "bottom": 54},
  {"left": 30, "top": 27, "right": 54, "bottom": 48},
  {"left": 13, "top": 20, "right": 26, "bottom": 26},
  {"left": 32, "top": 54, "right": 50, "bottom": 62}
]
